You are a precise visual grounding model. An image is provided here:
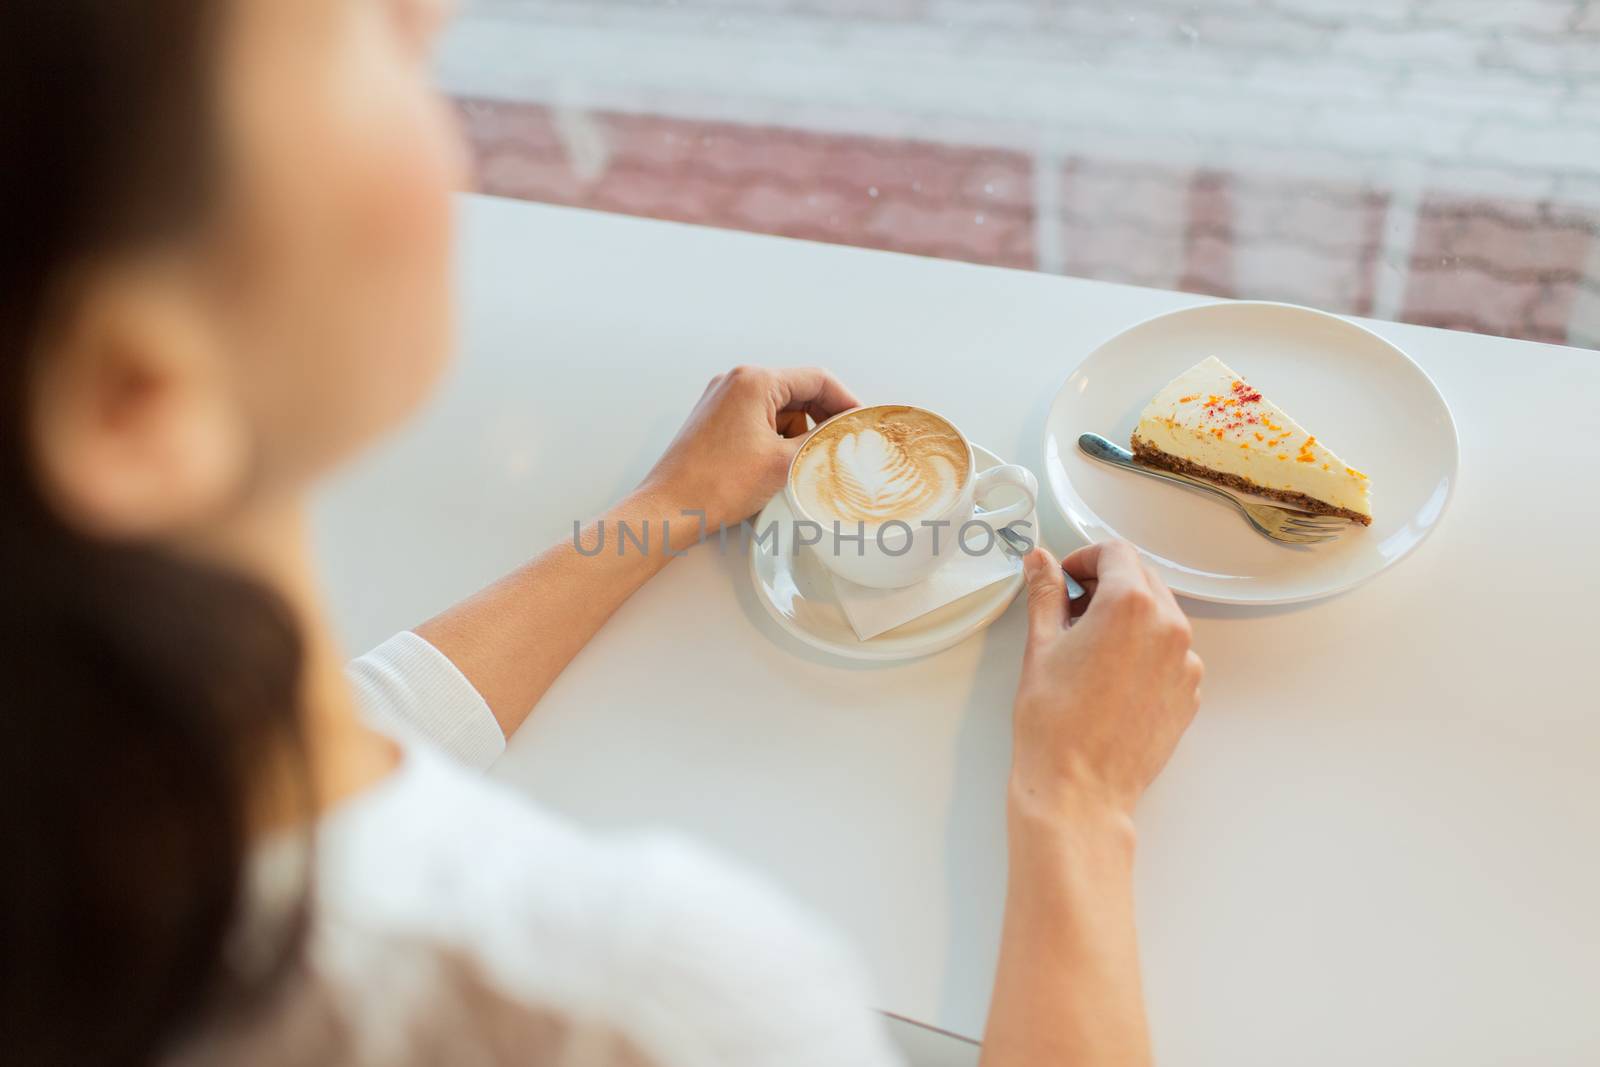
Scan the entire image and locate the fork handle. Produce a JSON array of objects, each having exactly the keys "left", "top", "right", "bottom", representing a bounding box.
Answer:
[{"left": 1077, "top": 432, "right": 1243, "bottom": 510}]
